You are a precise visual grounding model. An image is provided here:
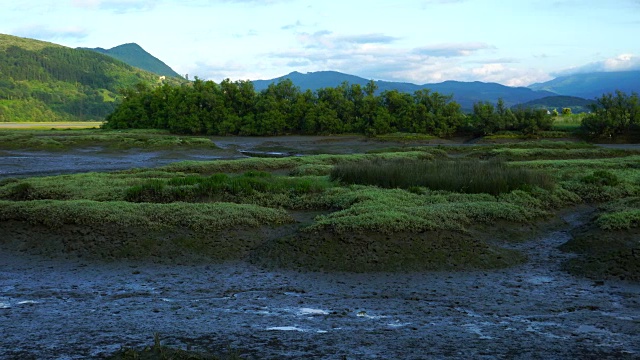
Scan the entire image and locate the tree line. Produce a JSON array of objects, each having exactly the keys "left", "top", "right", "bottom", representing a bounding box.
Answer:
[
  {"left": 103, "top": 78, "right": 555, "bottom": 136},
  {"left": 103, "top": 77, "right": 639, "bottom": 138}
]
